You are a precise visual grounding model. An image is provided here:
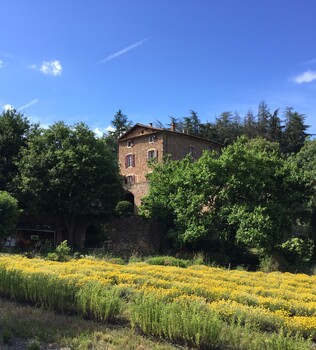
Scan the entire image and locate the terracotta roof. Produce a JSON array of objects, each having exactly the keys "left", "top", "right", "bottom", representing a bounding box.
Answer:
[{"left": 118, "top": 123, "right": 222, "bottom": 147}]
